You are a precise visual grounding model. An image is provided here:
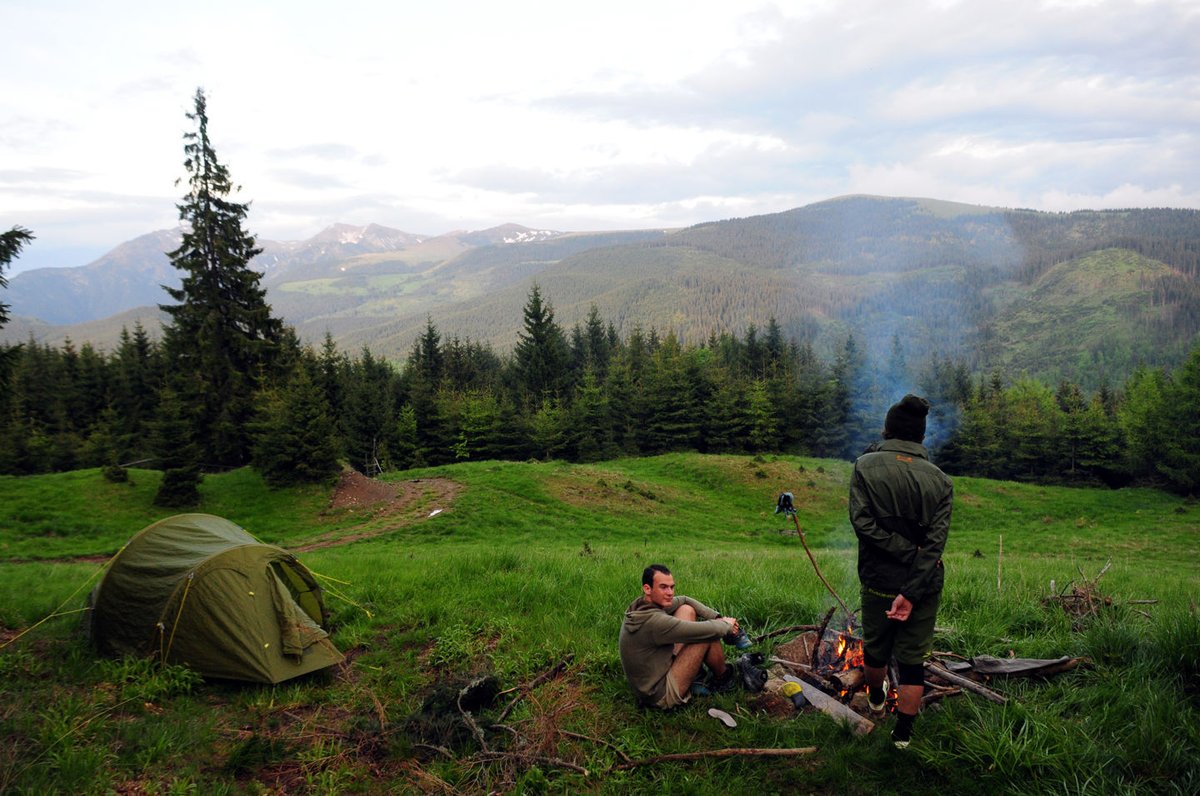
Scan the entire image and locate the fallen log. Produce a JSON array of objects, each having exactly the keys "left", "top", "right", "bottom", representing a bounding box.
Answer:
[
  {"left": 924, "top": 662, "right": 1008, "bottom": 705},
  {"left": 783, "top": 675, "right": 875, "bottom": 736}
]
